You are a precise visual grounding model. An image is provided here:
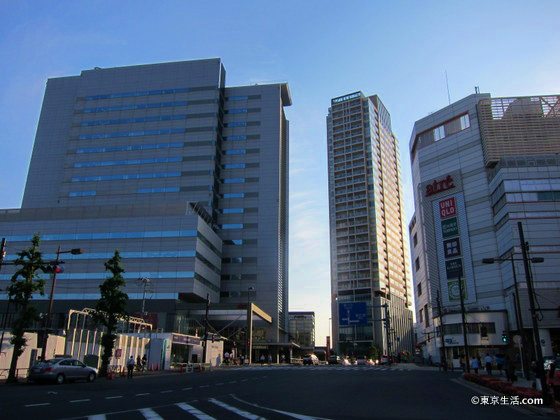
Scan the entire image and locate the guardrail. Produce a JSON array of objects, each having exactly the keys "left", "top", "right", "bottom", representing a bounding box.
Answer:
[{"left": 0, "top": 367, "right": 30, "bottom": 380}]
